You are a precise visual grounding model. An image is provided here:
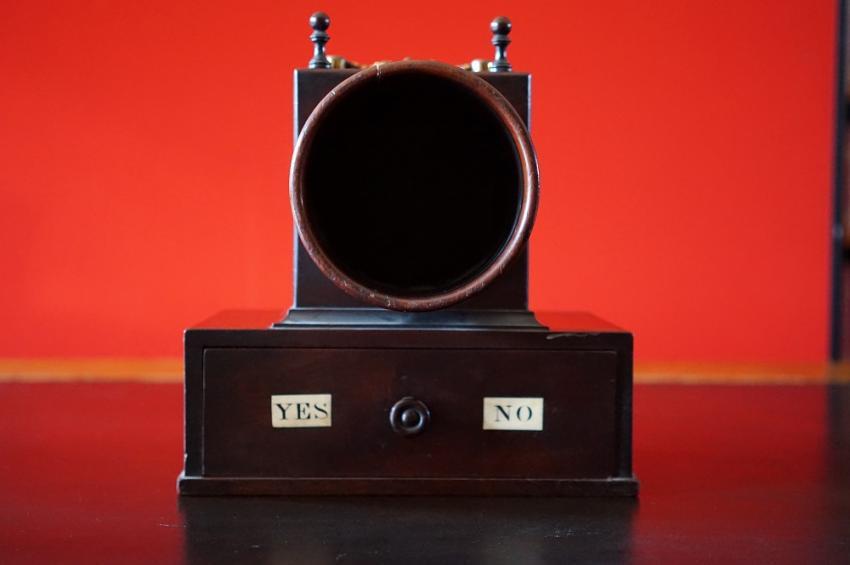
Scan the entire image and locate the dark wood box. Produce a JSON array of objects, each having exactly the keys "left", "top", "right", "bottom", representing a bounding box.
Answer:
[
  {"left": 178, "top": 64, "right": 636, "bottom": 496},
  {"left": 178, "top": 310, "right": 637, "bottom": 496}
]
